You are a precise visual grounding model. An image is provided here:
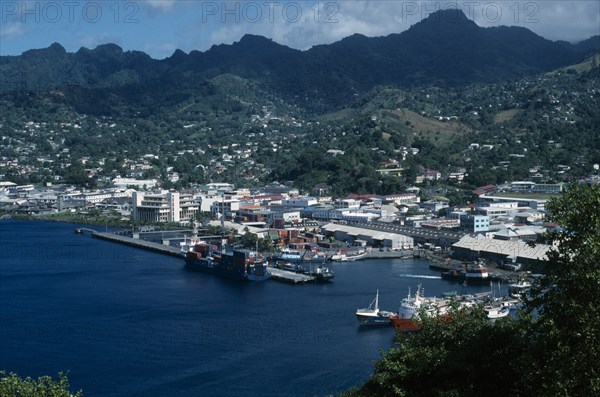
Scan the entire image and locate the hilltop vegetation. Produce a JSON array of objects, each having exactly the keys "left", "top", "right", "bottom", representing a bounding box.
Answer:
[
  {"left": 1, "top": 55, "right": 599, "bottom": 196},
  {"left": 1, "top": 9, "right": 599, "bottom": 196}
]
